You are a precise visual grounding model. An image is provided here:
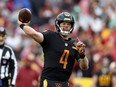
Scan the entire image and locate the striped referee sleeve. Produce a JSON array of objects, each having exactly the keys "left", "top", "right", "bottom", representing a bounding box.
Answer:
[{"left": 9, "top": 47, "right": 18, "bottom": 85}]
